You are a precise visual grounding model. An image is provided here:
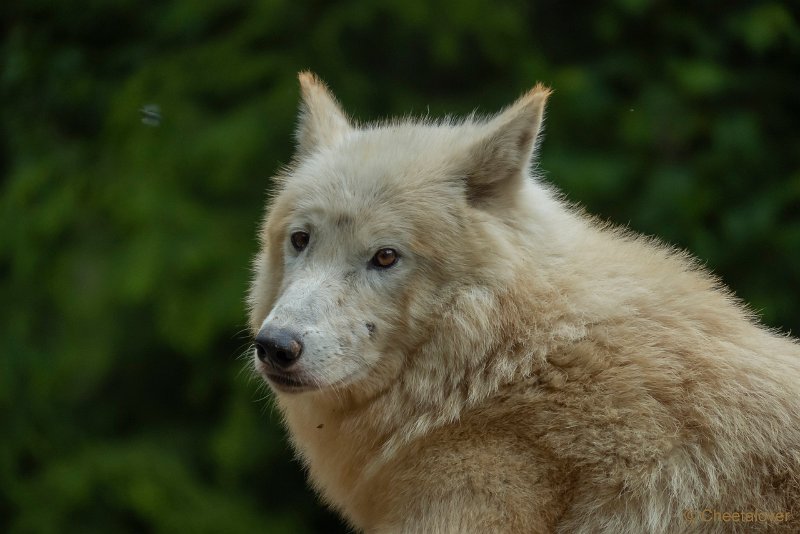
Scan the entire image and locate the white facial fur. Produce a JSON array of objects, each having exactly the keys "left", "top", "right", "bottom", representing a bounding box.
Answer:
[
  {"left": 249, "top": 72, "right": 550, "bottom": 395},
  {"left": 258, "top": 190, "right": 417, "bottom": 391}
]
